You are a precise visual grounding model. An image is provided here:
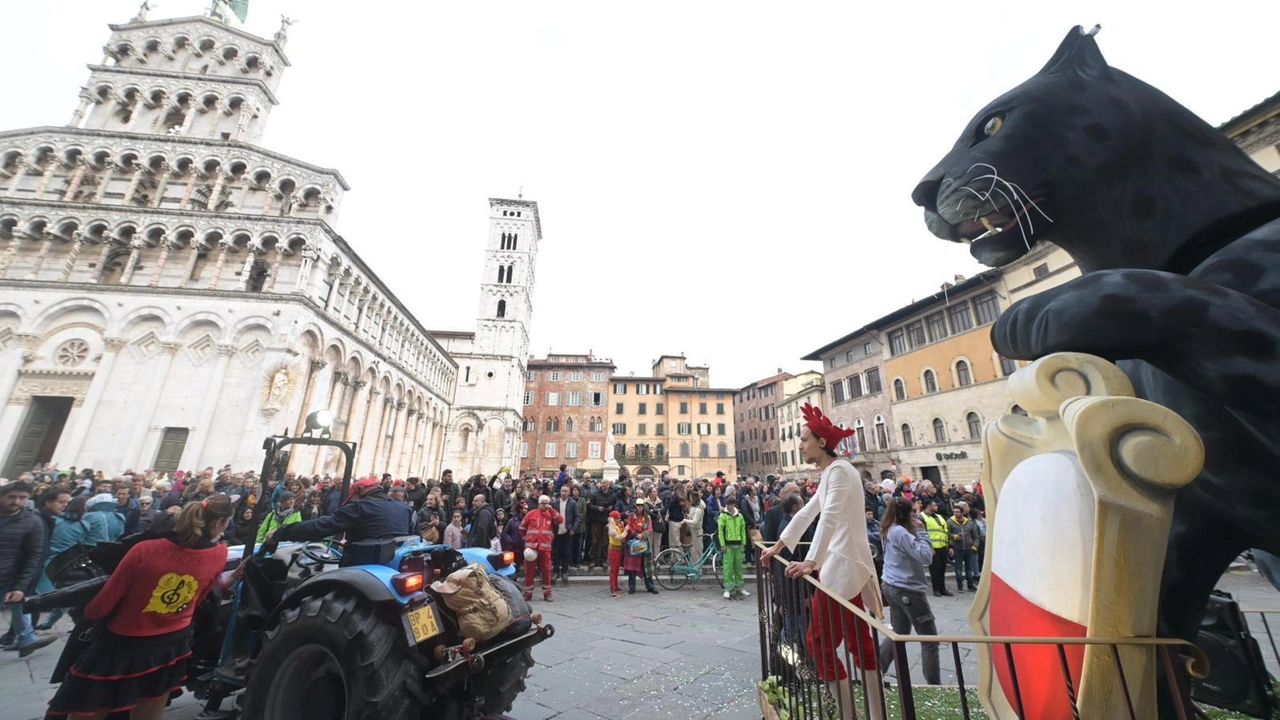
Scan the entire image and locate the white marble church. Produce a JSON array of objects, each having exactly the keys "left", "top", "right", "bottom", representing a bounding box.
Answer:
[{"left": 0, "top": 8, "right": 535, "bottom": 480}]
